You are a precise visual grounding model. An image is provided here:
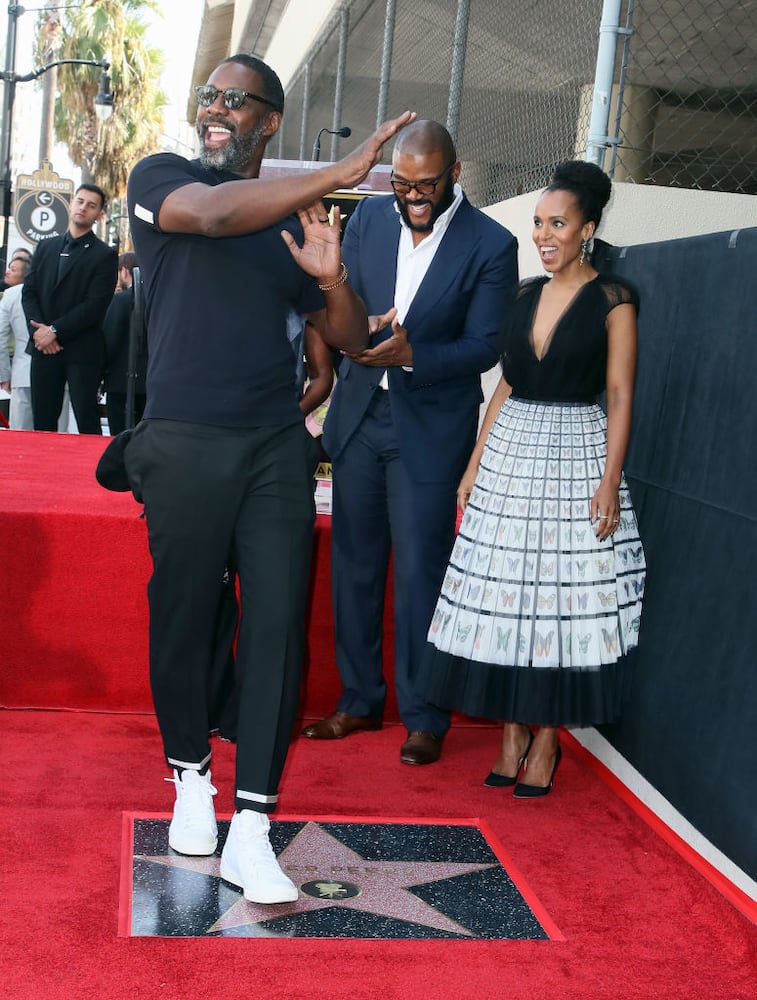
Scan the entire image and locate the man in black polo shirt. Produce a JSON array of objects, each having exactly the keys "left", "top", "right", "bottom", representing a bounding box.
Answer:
[{"left": 126, "top": 53, "right": 412, "bottom": 905}]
